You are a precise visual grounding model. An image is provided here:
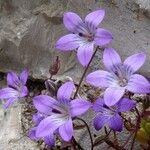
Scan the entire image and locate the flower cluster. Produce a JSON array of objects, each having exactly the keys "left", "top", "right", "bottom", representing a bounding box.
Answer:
[{"left": 0, "top": 9, "right": 150, "bottom": 149}]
